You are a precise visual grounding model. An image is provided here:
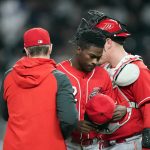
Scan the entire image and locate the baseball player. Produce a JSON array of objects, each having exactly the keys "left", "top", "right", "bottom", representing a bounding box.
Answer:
[
  {"left": 76, "top": 10, "right": 150, "bottom": 150},
  {"left": 57, "top": 29, "right": 127, "bottom": 150}
]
